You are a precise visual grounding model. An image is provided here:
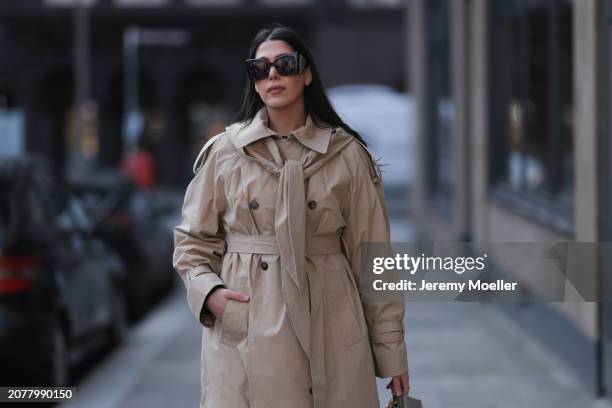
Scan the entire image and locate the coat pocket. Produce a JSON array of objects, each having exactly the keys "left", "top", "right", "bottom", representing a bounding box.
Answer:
[
  {"left": 219, "top": 299, "right": 249, "bottom": 347},
  {"left": 327, "top": 256, "right": 365, "bottom": 347}
]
